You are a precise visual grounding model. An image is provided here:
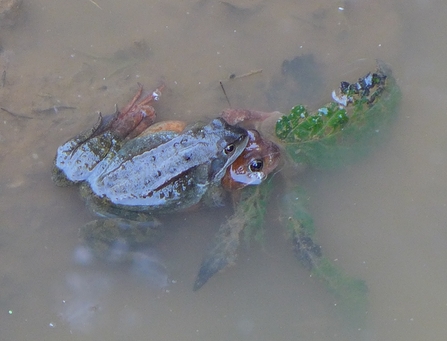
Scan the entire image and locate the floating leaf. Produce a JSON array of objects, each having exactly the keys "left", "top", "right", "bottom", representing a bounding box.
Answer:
[
  {"left": 196, "top": 63, "right": 399, "bottom": 326},
  {"left": 275, "top": 62, "right": 401, "bottom": 169}
]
